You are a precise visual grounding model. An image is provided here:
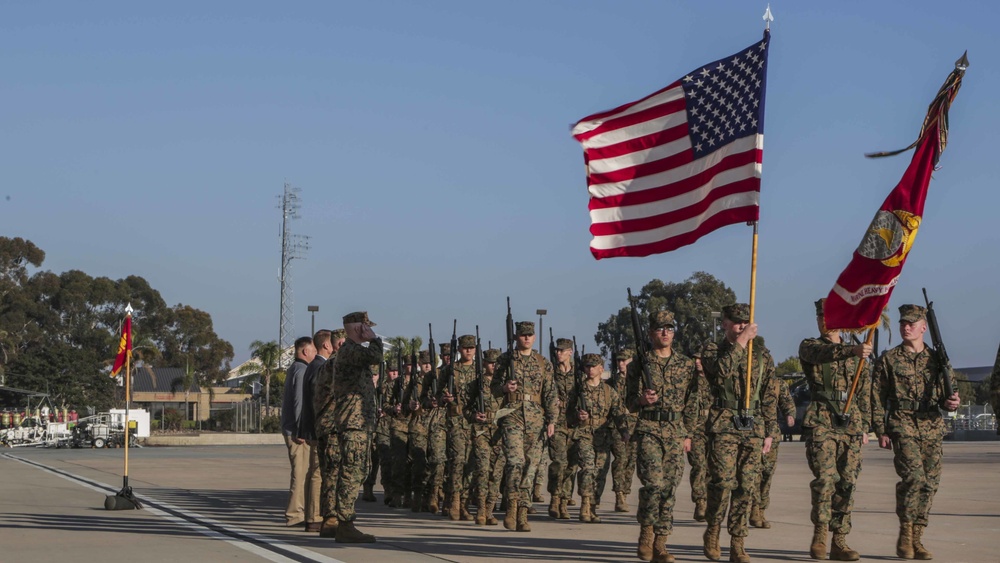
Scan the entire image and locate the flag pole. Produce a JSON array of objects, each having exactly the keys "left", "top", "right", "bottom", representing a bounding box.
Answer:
[
  {"left": 836, "top": 328, "right": 875, "bottom": 427},
  {"left": 123, "top": 314, "right": 130, "bottom": 488},
  {"left": 105, "top": 304, "right": 142, "bottom": 510},
  {"left": 744, "top": 222, "right": 759, "bottom": 414}
]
